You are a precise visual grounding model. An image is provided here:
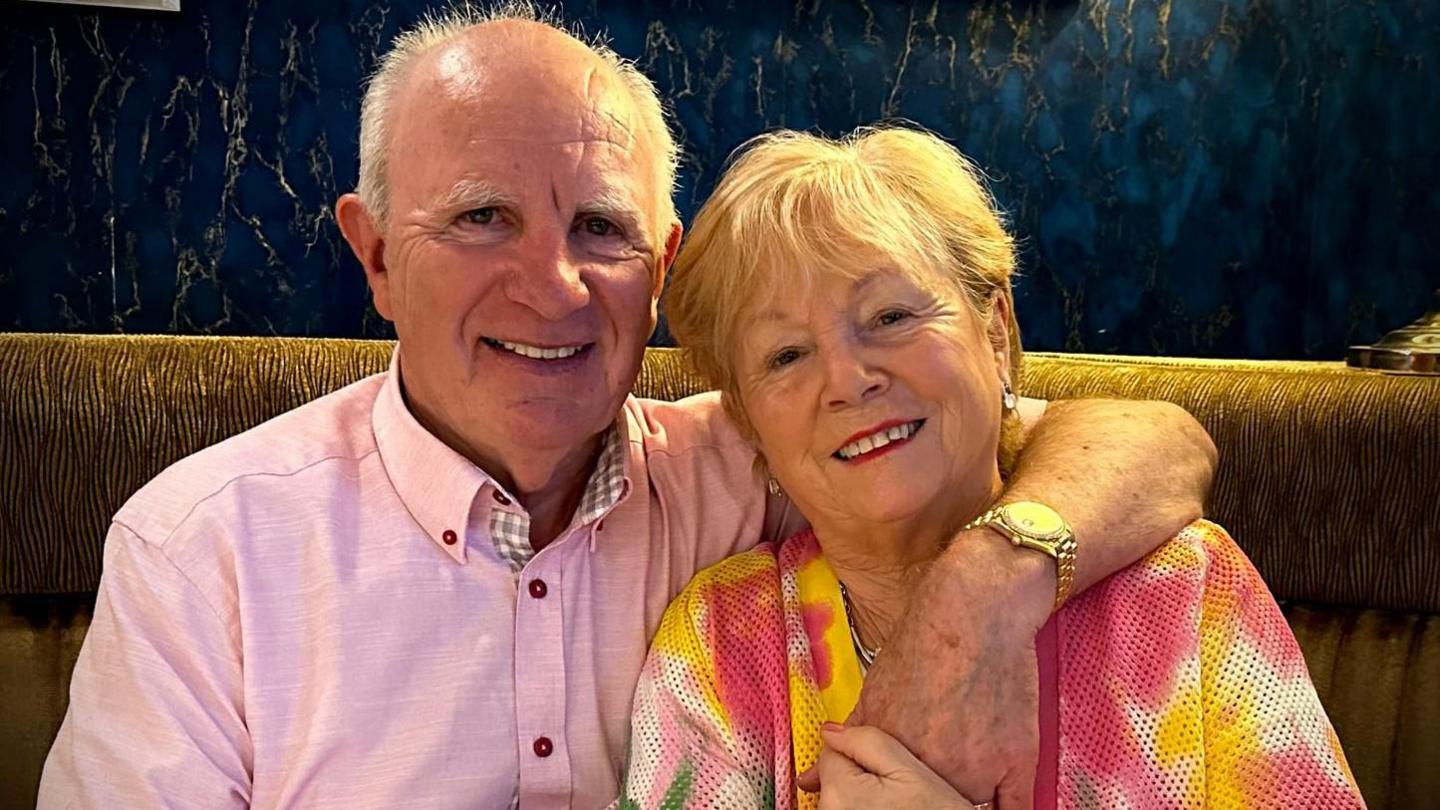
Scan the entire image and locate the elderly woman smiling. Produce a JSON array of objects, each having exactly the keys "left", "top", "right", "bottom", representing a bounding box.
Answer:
[{"left": 619, "top": 128, "right": 1363, "bottom": 809}]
